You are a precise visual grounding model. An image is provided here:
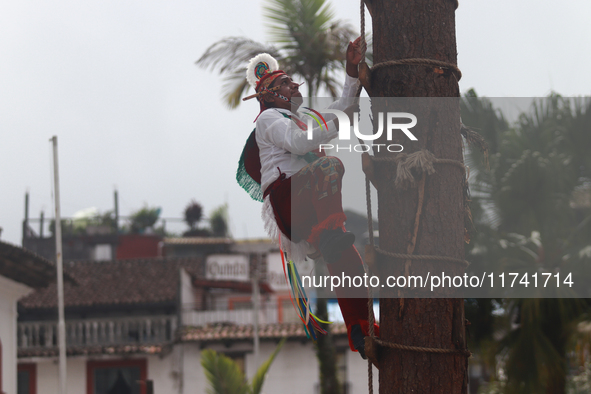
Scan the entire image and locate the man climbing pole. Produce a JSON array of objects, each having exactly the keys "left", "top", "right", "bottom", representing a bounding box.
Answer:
[{"left": 237, "top": 36, "right": 379, "bottom": 358}]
